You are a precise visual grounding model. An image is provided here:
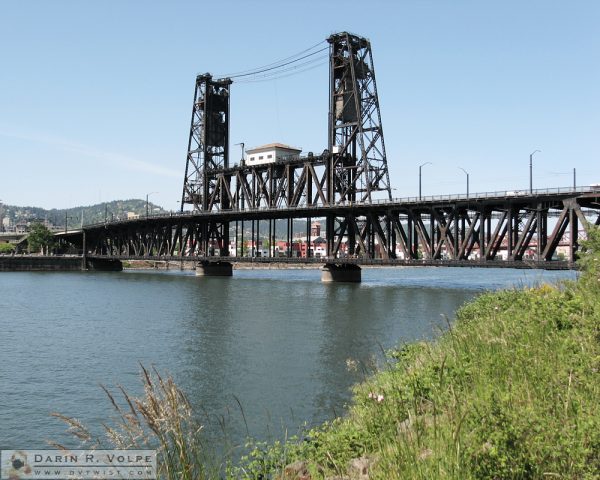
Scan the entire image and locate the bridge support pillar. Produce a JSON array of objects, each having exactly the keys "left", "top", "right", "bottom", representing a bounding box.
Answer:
[
  {"left": 86, "top": 258, "right": 123, "bottom": 271},
  {"left": 195, "top": 260, "right": 233, "bottom": 277},
  {"left": 321, "top": 263, "right": 361, "bottom": 283}
]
